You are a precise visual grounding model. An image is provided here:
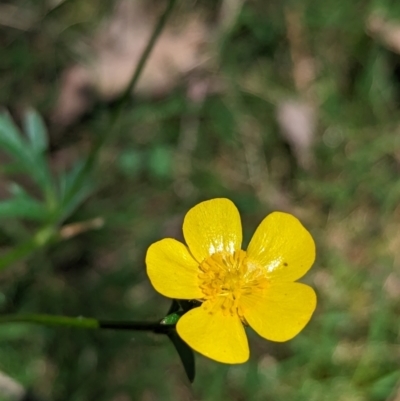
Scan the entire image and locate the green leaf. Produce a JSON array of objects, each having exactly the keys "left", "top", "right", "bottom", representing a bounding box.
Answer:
[
  {"left": 168, "top": 330, "right": 195, "bottom": 383},
  {"left": 0, "top": 197, "right": 48, "bottom": 222},
  {"left": 0, "top": 113, "right": 54, "bottom": 196},
  {"left": 58, "top": 161, "right": 94, "bottom": 222},
  {"left": 0, "top": 113, "right": 30, "bottom": 159},
  {"left": 59, "top": 182, "right": 93, "bottom": 222},
  {"left": 23, "top": 108, "right": 48, "bottom": 154},
  {"left": 8, "top": 182, "right": 30, "bottom": 198}
]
